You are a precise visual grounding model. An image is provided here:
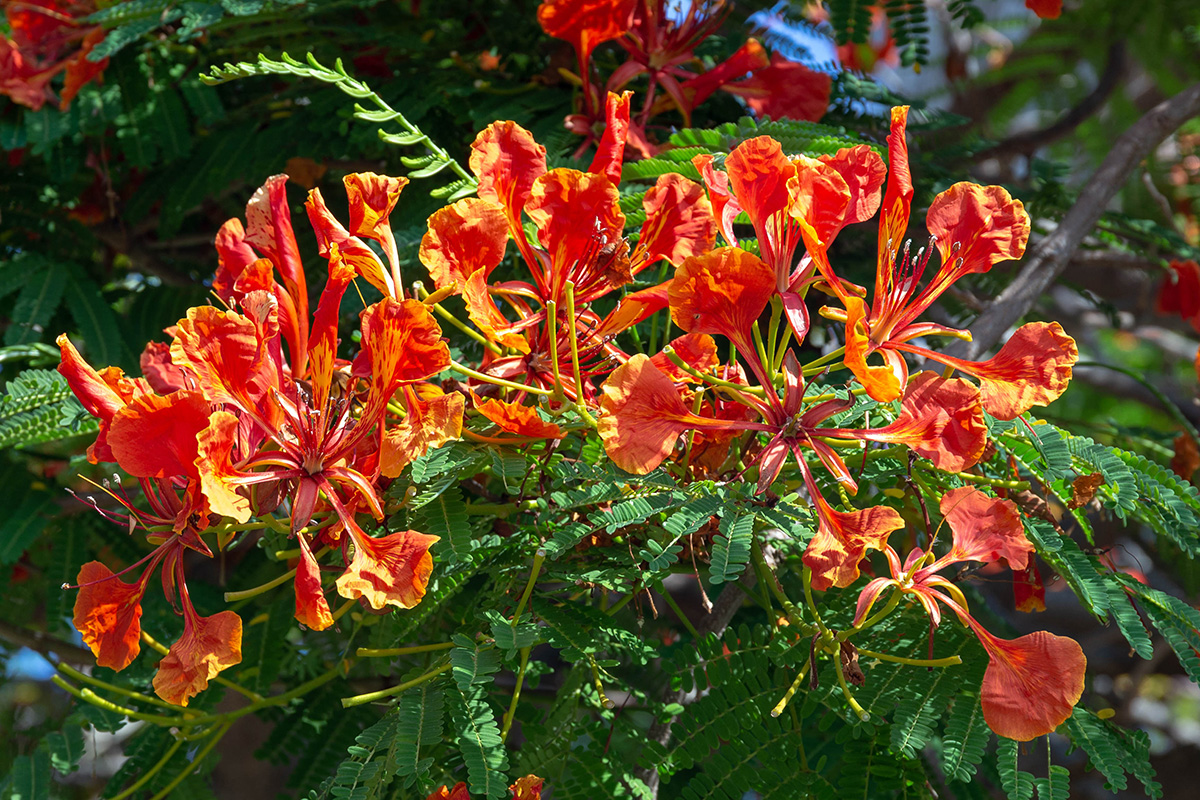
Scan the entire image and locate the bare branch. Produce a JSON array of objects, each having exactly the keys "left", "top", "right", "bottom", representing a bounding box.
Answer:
[
  {"left": 974, "top": 42, "right": 1127, "bottom": 160},
  {"left": 949, "top": 81, "right": 1200, "bottom": 359}
]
